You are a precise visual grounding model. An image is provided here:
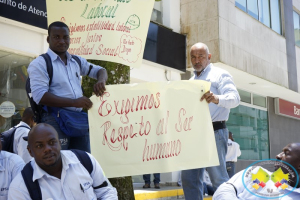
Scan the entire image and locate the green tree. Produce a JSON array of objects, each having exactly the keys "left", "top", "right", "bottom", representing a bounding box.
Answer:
[{"left": 82, "top": 60, "right": 135, "bottom": 200}]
